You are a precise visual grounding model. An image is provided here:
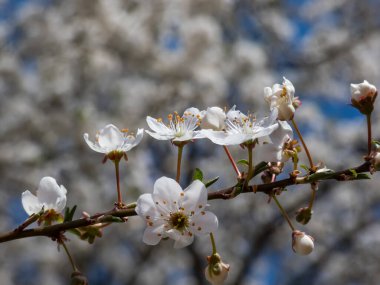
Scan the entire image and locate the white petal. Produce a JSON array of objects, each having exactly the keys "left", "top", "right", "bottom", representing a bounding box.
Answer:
[
  {"left": 190, "top": 211, "right": 218, "bottom": 236},
  {"left": 55, "top": 185, "right": 67, "bottom": 212},
  {"left": 152, "top": 177, "right": 182, "bottom": 213},
  {"left": 83, "top": 133, "right": 105, "bottom": 153},
  {"left": 173, "top": 232, "right": 194, "bottom": 249},
  {"left": 142, "top": 224, "right": 165, "bottom": 245},
  {"left": 121, "top": 128, "right": 144, "bottom": 151},
  {"left": 97, "top": 124, "right": 124, "bottom": 150},
  {"left": 224, "top": 133, "right": 251, "bottom": 145},
  {"left": 136, "top": 193, "right": 161, "bottom": 219},
  {"left": 146, "top": 116, "right": 172, "bottom": 134},
  {"left": 36, "top": 177, "right": 66, "bottom": 212},
  {"left": 201, "top": 130, "right": 231, "bottom": 145},
  {"left": 21, "top": 190, "right": 42, "bottom": 216},
  {"left": 172, "top": 132, "right": 194, "bottom": 142},
  {"left": 182, "top": 180, "right": 208, "bottom": 215},
  {"left": 145, "top": 130, "right": 174, "bottom": 141}
]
